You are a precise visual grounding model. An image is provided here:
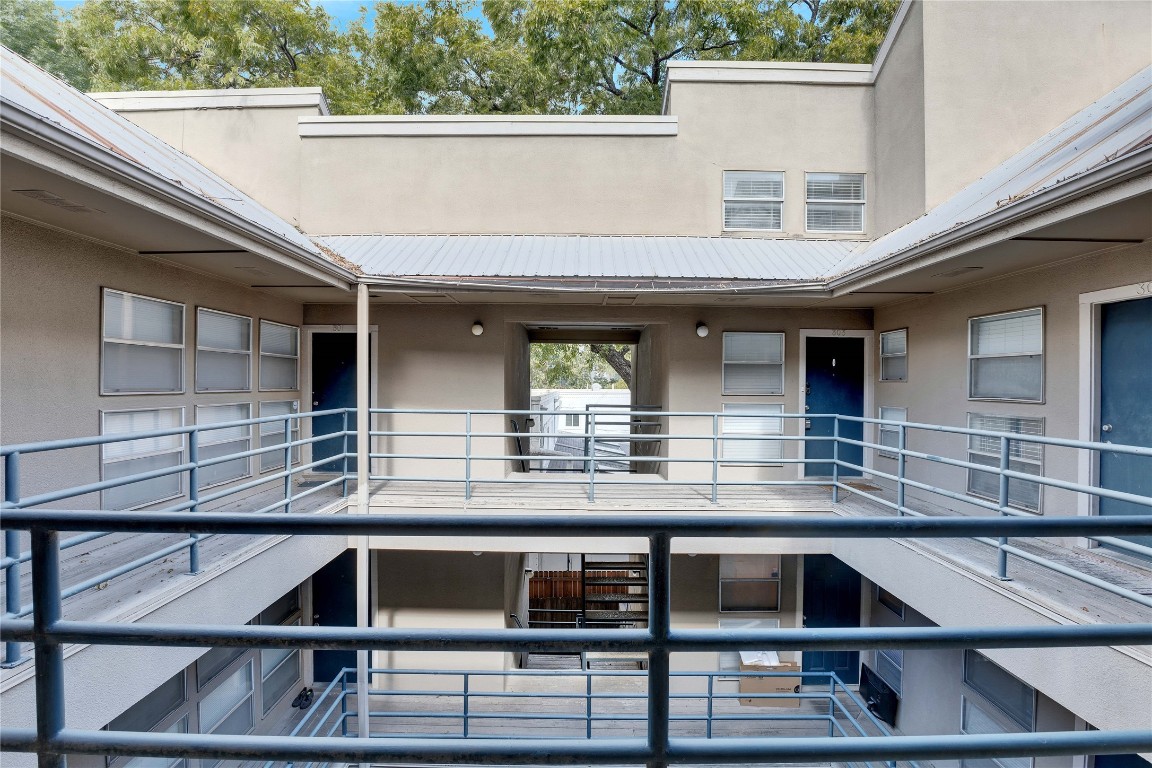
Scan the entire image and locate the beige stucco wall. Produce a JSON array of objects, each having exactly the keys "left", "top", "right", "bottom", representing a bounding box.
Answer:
[
  {"left": 919, "top": 0, "right": 1152, "bottom": 208},
  {"left": 0, "top": 215, "right": 305, "bottom": 507},
  {"left": 873, "top": 242, "right": 1152, "bottom": 532}
]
